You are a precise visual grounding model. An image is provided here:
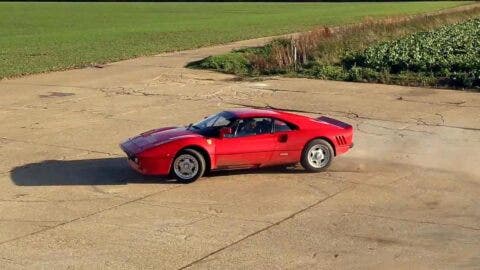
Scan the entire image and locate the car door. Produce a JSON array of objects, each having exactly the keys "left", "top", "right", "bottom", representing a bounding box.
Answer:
[
  {"left": 214, "top": 118, "right": 277, "bottom": 168},
  {"left": 269, "top": 119, "right": 304, "bottom": 165}
]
